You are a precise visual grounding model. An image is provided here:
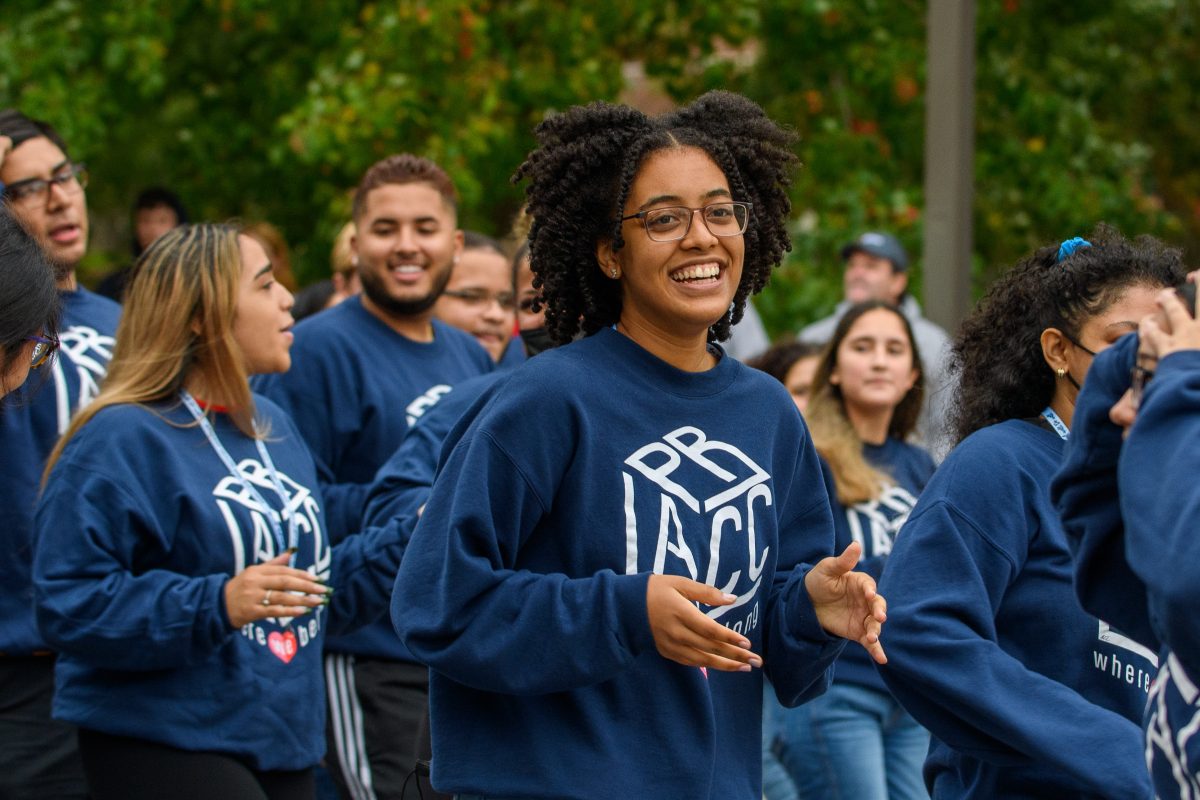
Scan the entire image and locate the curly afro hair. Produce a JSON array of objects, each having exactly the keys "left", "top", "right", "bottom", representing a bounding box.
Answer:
[
  {"left": 950, "top": 224, "right": 1184, "bottom": 444},
  {"left": 513, "top": 91, "right": 798, "bottom": 345}
]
